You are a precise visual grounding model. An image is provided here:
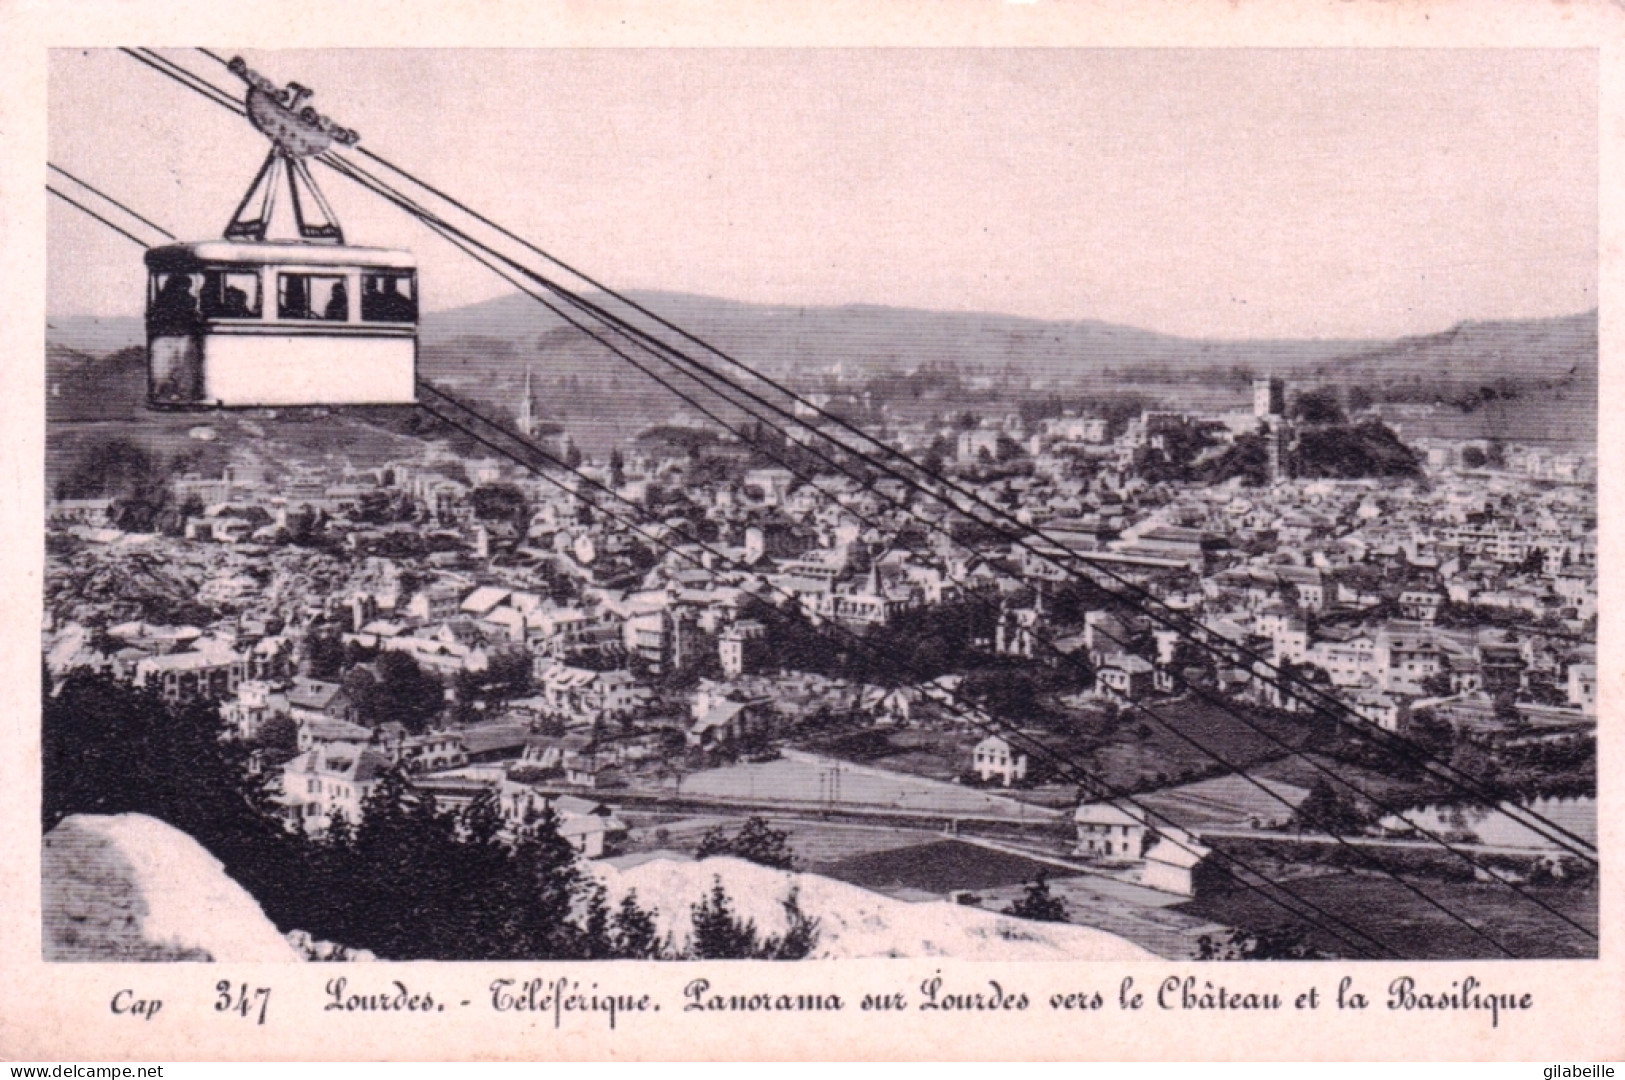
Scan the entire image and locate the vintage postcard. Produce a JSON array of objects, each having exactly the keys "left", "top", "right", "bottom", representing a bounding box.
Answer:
[{"left": 1, "top": 0, "right": 1621, "bottom": 1063}]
